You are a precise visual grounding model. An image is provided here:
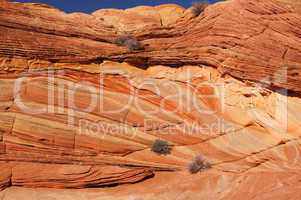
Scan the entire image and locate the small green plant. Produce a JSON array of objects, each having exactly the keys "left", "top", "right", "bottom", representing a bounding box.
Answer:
[
  {"left": 151, "top": 139, "right": 172, "bottom": 155},
  {"left": 188, "top": 155, "right": 211, "bottom": 174},
  {"left": 191, "top": 1, "right": 209, "bottom": 17},
  {"left": 114, "top": 35, "right": 143, "bottom": 51}
]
